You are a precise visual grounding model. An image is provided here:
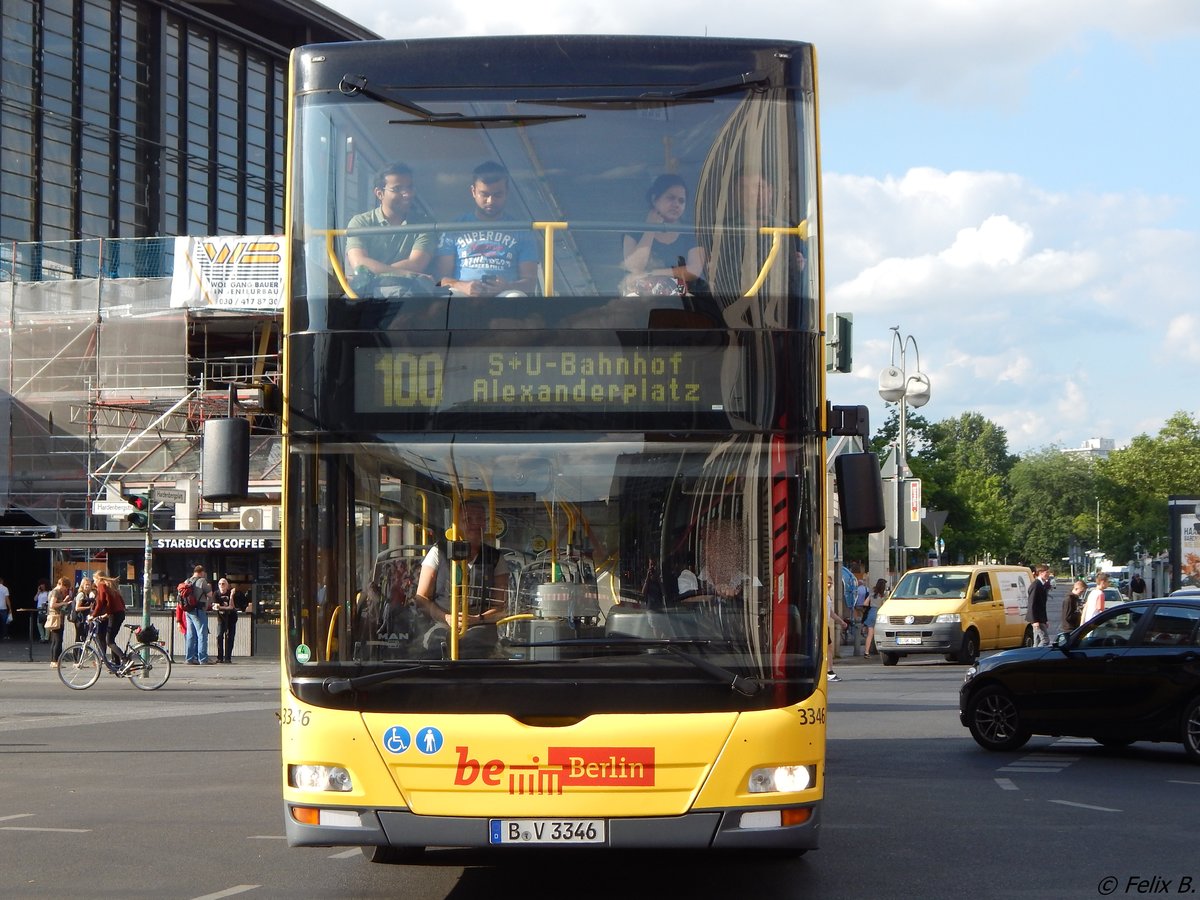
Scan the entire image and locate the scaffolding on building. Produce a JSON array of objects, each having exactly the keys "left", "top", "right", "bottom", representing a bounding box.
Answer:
[{"left": 1, "top": 237, "right": 281, "bottom": 532}]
